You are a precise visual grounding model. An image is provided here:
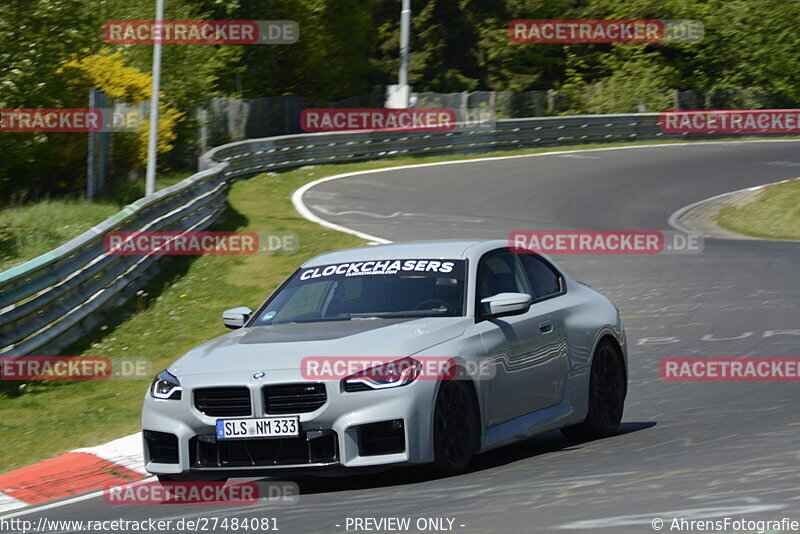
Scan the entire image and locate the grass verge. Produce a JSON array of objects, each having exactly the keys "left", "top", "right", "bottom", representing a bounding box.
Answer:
[
  {"left": 0, "top": 172, "right": 191, "bottom": 271},
  {"left": 716, "top": 179, "right": 800, "bottom": 239},
  {"left": 0, "top": 137, "right": 796, "bottom": 473},
  {"left": 0, "top": 166, "right": 363, "bottom": 472}
]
